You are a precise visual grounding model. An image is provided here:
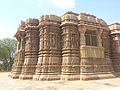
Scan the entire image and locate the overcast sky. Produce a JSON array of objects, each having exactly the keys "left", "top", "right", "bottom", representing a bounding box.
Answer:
[{"left": 0, "top": 0, "right": 120, "bottom": 39}]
